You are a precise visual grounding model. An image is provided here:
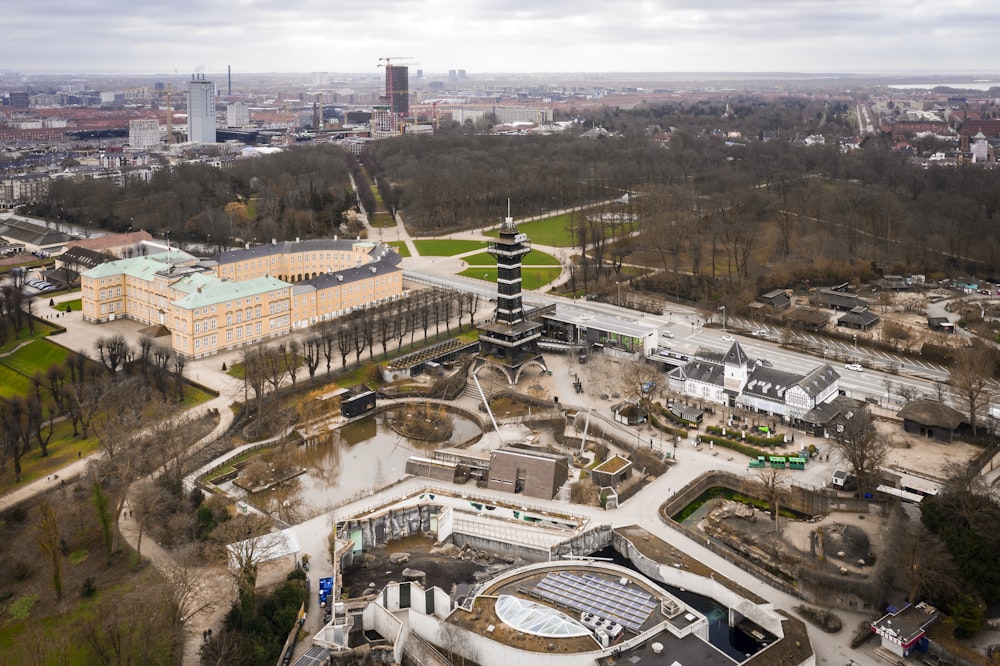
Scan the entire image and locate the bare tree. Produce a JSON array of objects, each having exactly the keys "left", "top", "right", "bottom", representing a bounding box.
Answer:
[
  {"left": 35, "top": 500, "right": 63, "bottom": 601},
  {"left": 95, "top": 334, "right": 132, "bottom": 373},
  {"left": 893, "top": 518, "right": 962, "bottom": 604},
  {"left": 131, "top": 478, "right": 167, "bottom": 560},
  {"left": 830, "top": 407, "right": 888, "bottom": 497},
  {"left": 162, "top": 544, "right": 218, "bottom": 629},
  {"left": 213, "top": 512, "right": 278, "bottom": 613},
  {"left": 745, "top": 467, "right": 789, "bottom": 531},
  {"left": 620, "top": 360, "right": 660, "bottom": 404},
  {"left": 950, "top": 342, "right": 996, "bottom": 436},
  {"left": 302, "top": 336, "right": 322, "bottom": 379}
]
